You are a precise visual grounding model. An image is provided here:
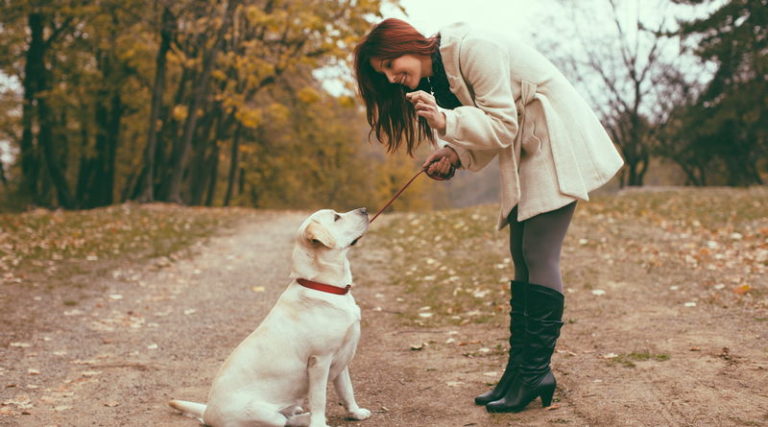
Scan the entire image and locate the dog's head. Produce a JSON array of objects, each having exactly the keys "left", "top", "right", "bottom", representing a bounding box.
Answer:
[
  {"left": 299, "top": 208, "right": 369, "bottom": 250},
  {"left": 291, "top": 208, "right": 369, "bottom": 283}
]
